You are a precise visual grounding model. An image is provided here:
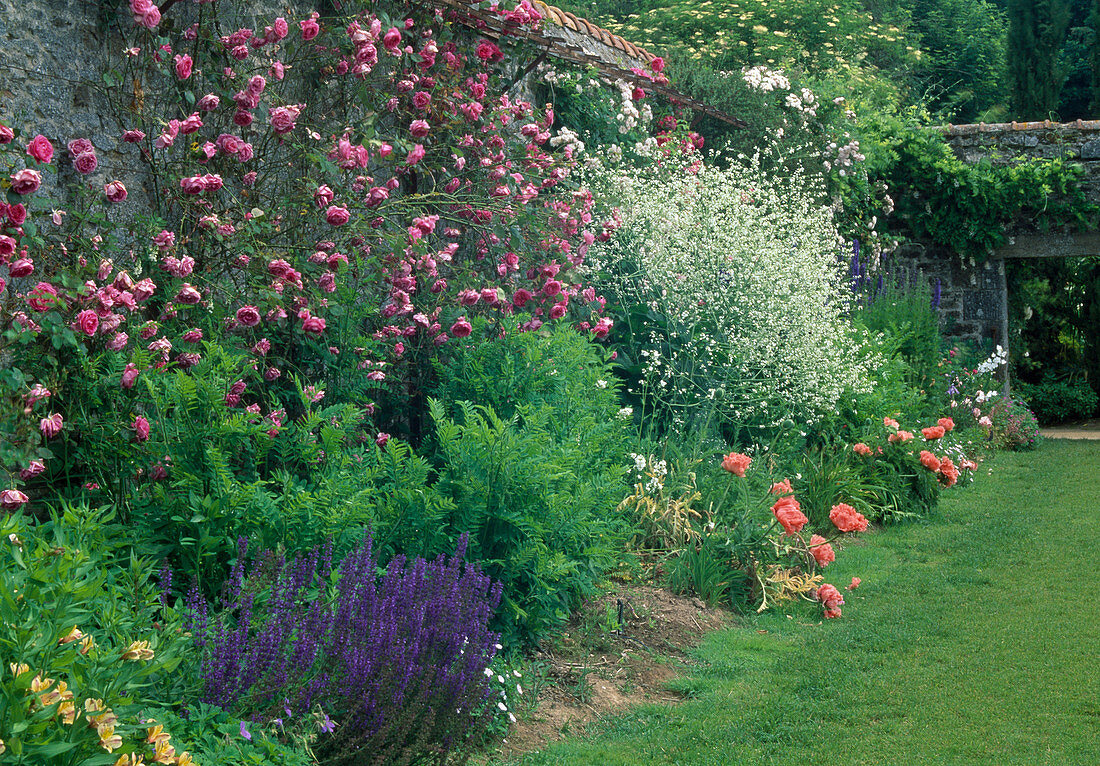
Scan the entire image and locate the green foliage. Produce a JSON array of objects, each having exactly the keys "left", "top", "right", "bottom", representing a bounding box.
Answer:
[
  {"left": 854, "top": 112, "right": 1096, "bottom": 259},
  {"left": 1015, "top": 371, "right": 1099, "bottom": 423},
  {"left": 906, "top": 0, "right": 1009, "bottom": 121},
  {"left": 430, "top": 399, "right": 630, "bottom": 646},
  {"left": 141, "top": 704, "right": 314, "bottom": 766},
  {"left": 665, "top": 532, "right": 749, "bottom": 608},
  {"left": 850, "top": 262, "right": 943, "bottom": 398},
  {"left": 0, "top": 504, "right": 189, "bottom": 765}
]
